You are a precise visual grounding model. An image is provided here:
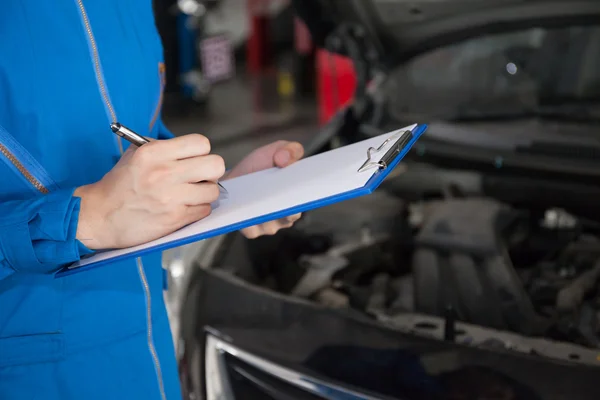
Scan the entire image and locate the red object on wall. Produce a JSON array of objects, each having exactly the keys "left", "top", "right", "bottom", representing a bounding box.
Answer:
[
  {"left": 316, "top": 49, "right": 357, "bottom": 125},
  {"left": 294, "top": 17, "right": 312, "bottom": 55},
  {"left": 247, "top": 0, "right": 271, "bottom": 74}
]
